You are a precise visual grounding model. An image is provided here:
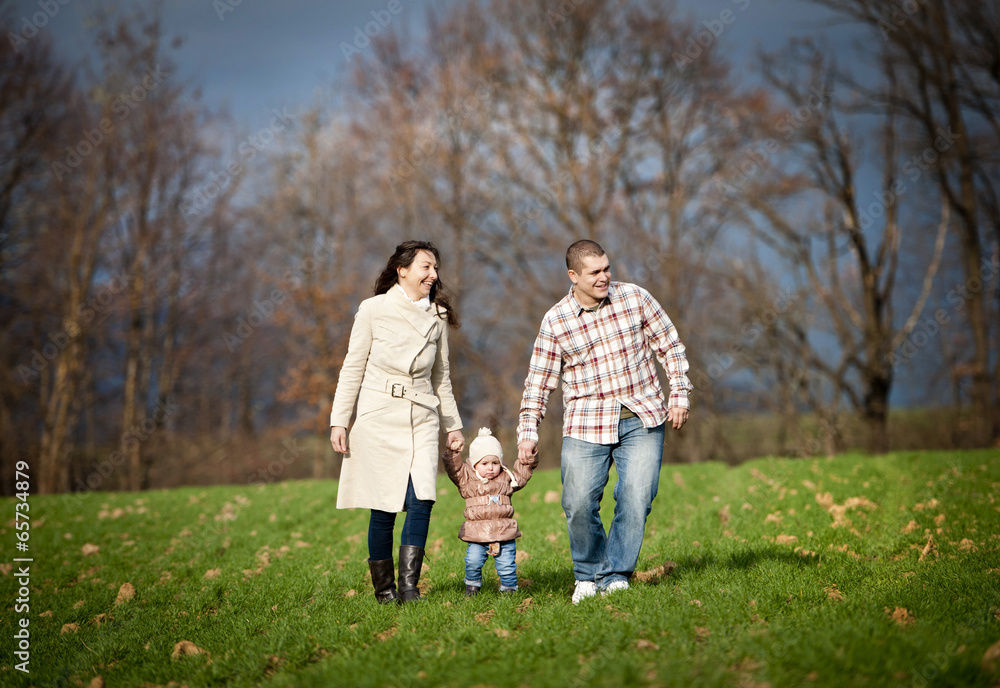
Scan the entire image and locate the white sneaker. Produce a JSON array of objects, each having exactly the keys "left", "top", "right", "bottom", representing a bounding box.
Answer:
[
  {"left": 571, "top": 580, "right": 598, "bottom": 604},
  {"left": 602, "top": 579, "right": 629, "bottom": 596}
]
